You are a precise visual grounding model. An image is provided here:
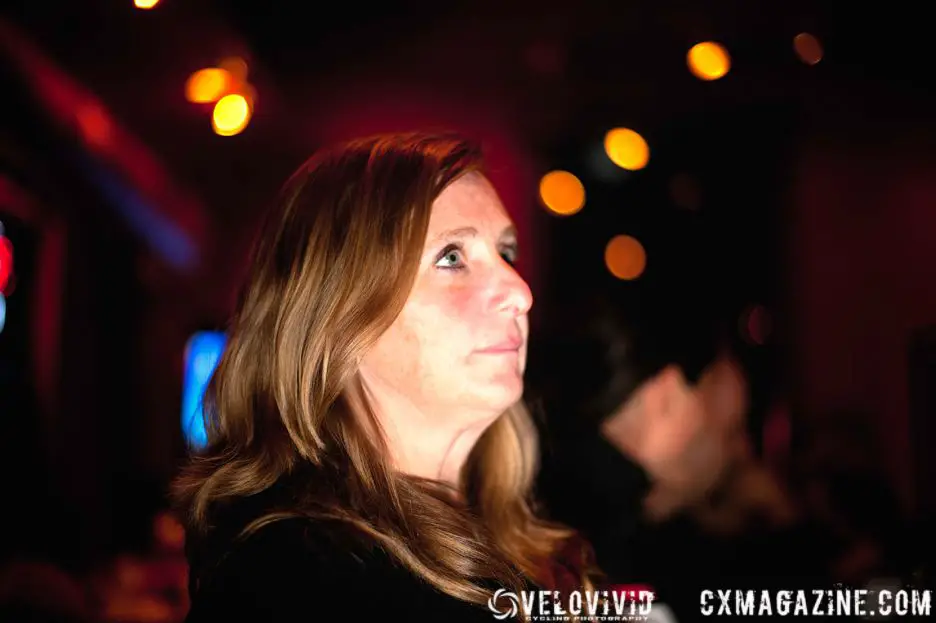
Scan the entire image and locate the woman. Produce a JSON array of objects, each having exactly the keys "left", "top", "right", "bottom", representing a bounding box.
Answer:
[{"left": 172, "top": 132, "right": 599, "bottom": 621}]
